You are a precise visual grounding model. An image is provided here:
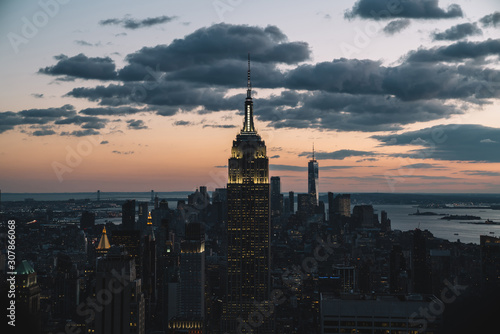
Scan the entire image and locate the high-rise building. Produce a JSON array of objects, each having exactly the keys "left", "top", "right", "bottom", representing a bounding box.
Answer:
[
  {"left": 224, "top": 56, "right": 272, "bottom": 333},
  {"left": 142, "top": 213, "right": 157, "bottom": 320},
  {"left": 333, "top": 194, "right": 351, "bottom": 218},
  {"left": 308, "top": 145, "right": 319, "bottom": 207},
  {"left": 80, "top": 210, "right": 95, "bottom": 230},
  {"left": 122, "top": 200, "right": 136, "bottom": 230},
  {"left": 138, "top": 202, "right": 149, "bottom": 231},
  {"left": 15, "top": 260, "right": 41, "bottom": 334},
  {"left": 170, "top": 222, "right": 205, "bottom": 332},
  {"left": 480, "top": 235, "right": 500, "bottom": 292},
  {"left": 288, "top": 191, "right": 295, "bottom": 214},
  {"left": 94, "top": 246, "right": 145, "bottom": 334},
  {"left": 412, "top": 229, "right": 432, "bottom": 294},
  {"left": 270, "top": 176, "right": 281, "bottom": 217}
]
